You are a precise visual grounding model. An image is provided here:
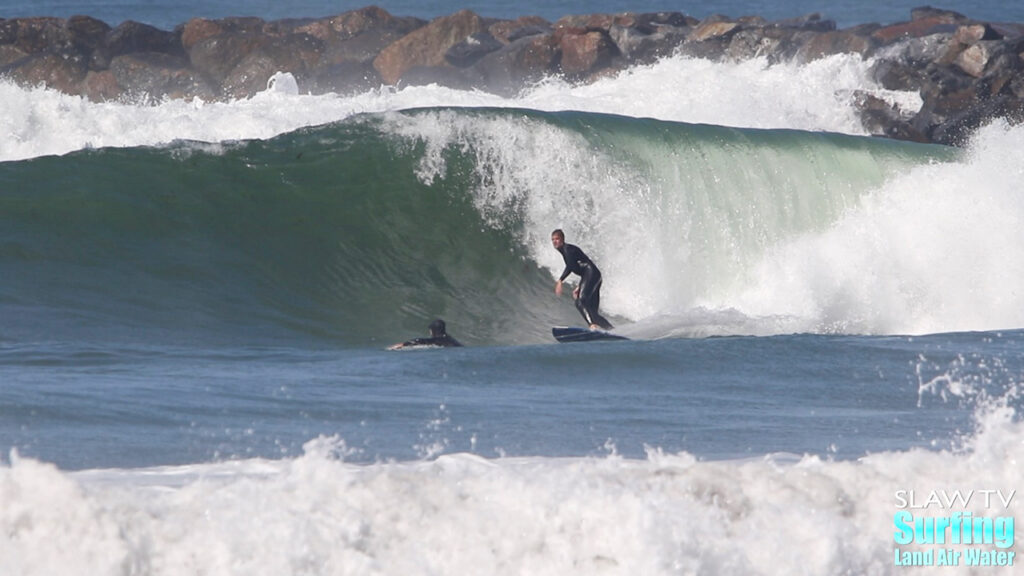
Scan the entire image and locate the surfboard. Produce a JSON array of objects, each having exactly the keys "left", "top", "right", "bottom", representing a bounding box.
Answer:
[{"left": 552, "top": 326, "right": 629, "bottom": 343}]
